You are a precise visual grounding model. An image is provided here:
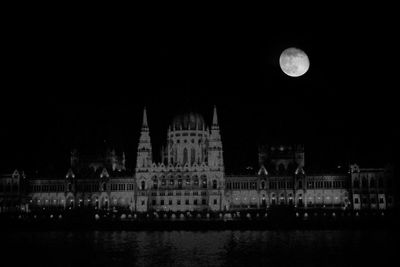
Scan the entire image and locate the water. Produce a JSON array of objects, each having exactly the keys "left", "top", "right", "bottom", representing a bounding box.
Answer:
[{"left": 0, "top": 230, "right": 397, "bottom": 266}]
